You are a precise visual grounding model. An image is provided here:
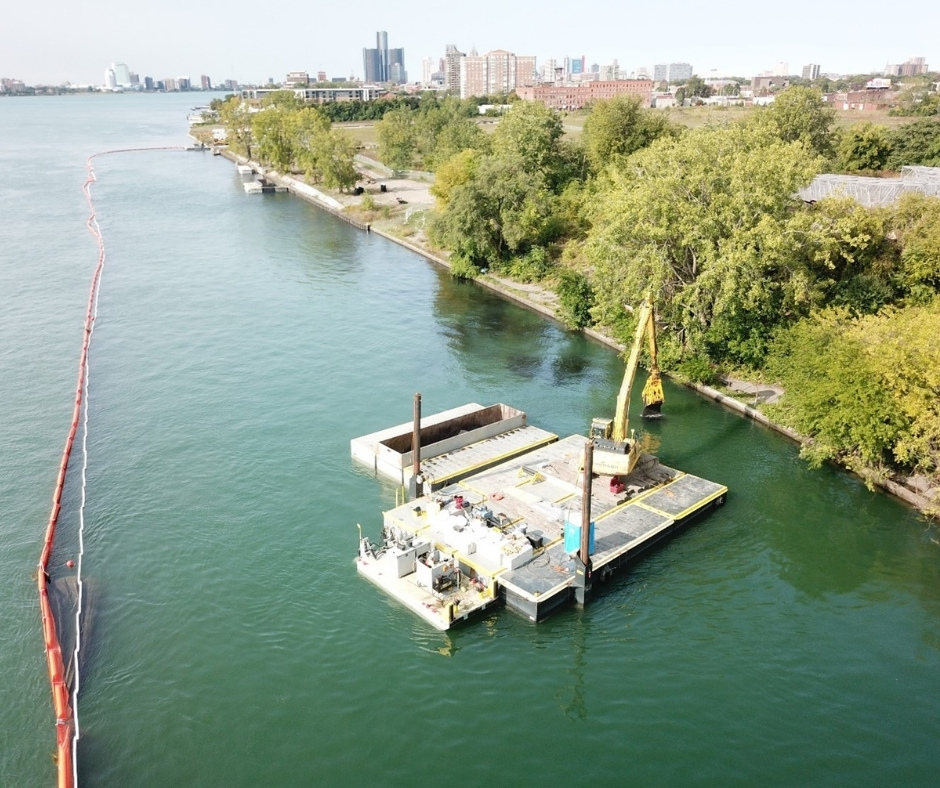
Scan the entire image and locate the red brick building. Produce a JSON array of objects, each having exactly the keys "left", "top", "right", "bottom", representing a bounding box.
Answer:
[{"left": 516, "top": 80, "right": 653, "bottom": 110}]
